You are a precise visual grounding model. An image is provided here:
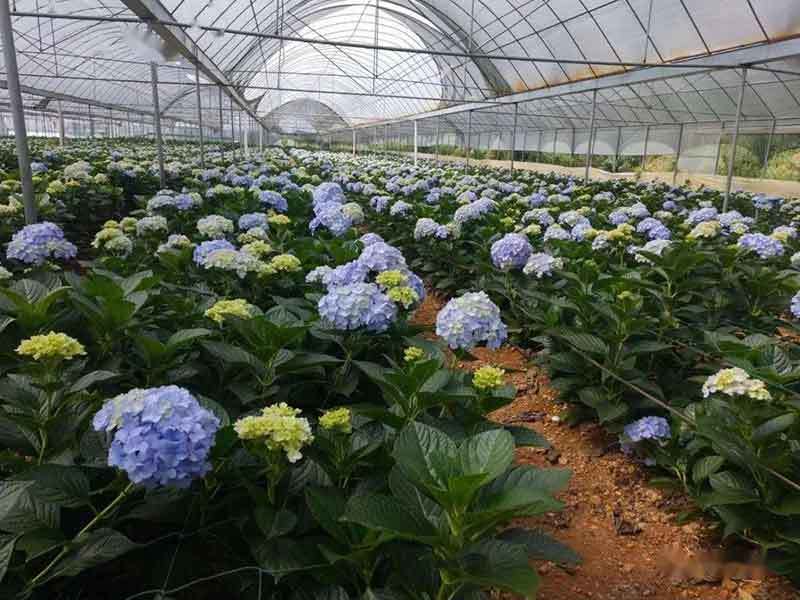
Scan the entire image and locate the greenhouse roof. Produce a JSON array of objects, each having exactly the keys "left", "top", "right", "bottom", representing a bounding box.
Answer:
[{"left": 2, "top": 0, "right": 800, "bottom": 135}]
